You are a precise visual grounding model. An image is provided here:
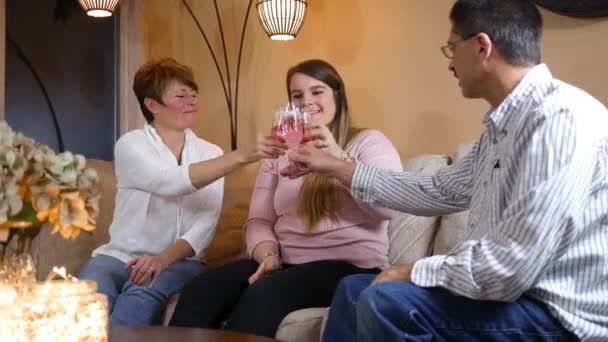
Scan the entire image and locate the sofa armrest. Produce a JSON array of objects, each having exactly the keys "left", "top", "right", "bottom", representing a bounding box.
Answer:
[{"left": 276, "top": 307, "right": 329, "bottom": 342}]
